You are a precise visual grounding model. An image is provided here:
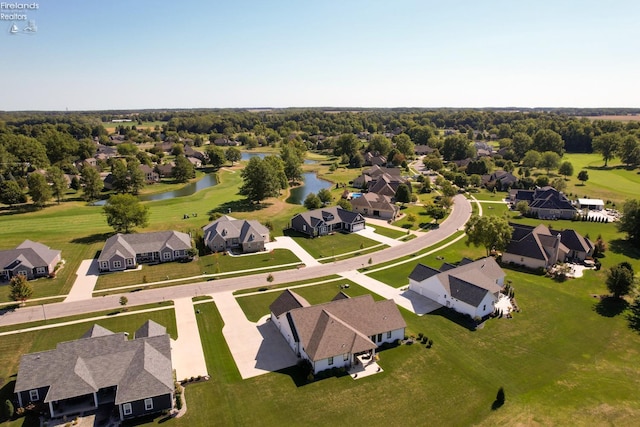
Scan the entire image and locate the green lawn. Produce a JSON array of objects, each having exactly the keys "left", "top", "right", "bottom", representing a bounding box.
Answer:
[
  {"left": 289, "top": 231, "right": 380, "bottom": 259},
  {"left": 94, "top": 249, "right": 301, "bottom": 291},
  {"left": 368, "top": 224, "right": 409, "bottom": 239}
]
